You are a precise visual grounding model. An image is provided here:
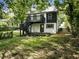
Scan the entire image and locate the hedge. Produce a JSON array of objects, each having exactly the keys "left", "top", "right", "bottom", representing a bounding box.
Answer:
[{"left": 0, "top": 31, "right": 13, "bottom": 39}]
